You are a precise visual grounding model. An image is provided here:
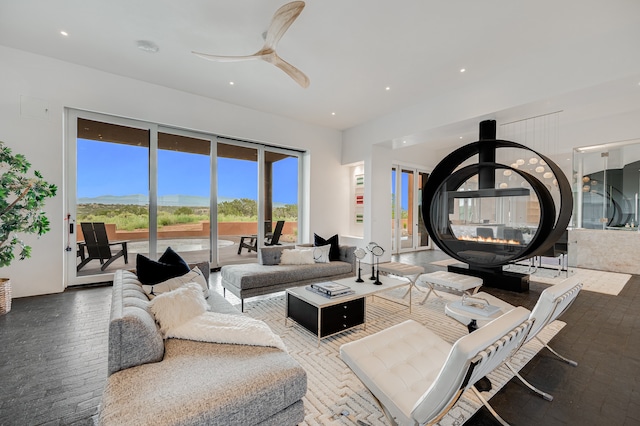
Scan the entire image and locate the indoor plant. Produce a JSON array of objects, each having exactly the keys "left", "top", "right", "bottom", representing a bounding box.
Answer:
[{"left": 0, "top": 141, "right": 57, "bottom": 314}]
